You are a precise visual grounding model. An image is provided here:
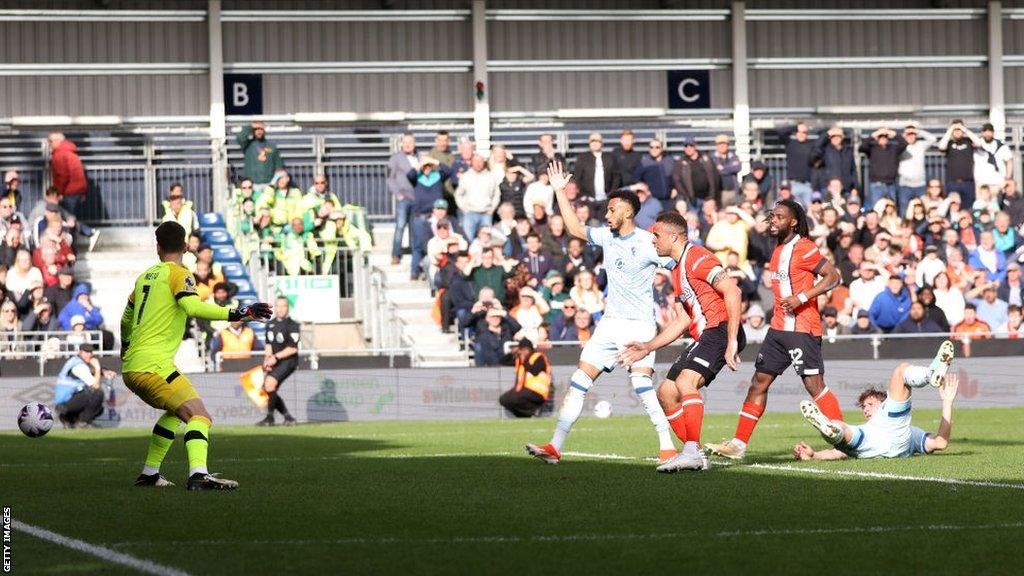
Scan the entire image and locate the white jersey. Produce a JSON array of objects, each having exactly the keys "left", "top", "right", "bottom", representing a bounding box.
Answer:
[{"left": 586, "top": 226, "right": 674, "bottom": 324}]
